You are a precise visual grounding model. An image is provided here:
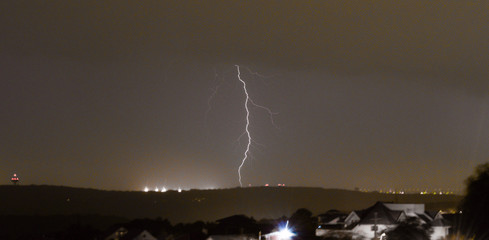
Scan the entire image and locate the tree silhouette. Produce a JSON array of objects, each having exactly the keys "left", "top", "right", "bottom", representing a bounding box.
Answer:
[
  {"left": 459, "top": 163, "right": 489, "bottom": 239},
  {"left": 384, "top": 217, "right": 431, "bottom": 240},
  {"left": 289, "top": 208, "right": 316, "bottom": 238}
]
